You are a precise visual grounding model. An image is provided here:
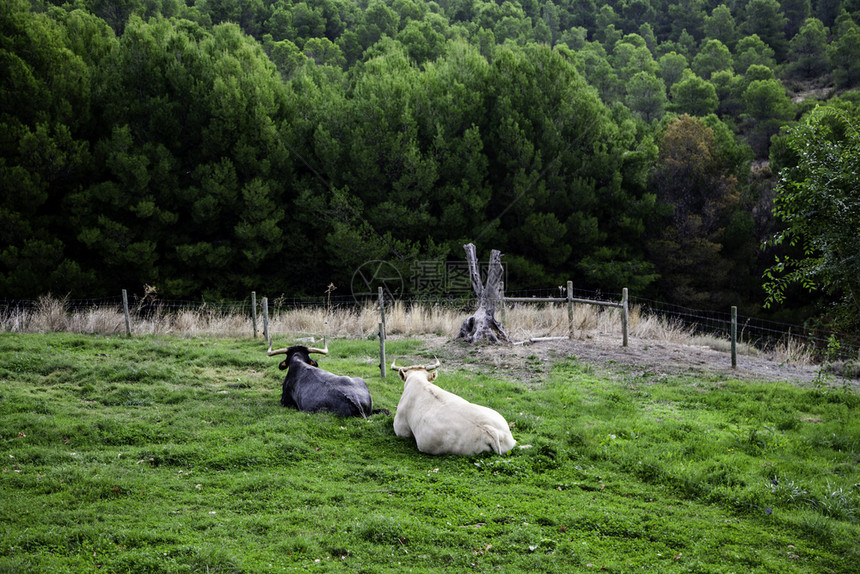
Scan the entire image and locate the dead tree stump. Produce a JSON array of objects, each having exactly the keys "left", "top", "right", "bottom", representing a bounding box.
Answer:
[{"left": 456, "top": 243, "right": 511, "bottom": 344}]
